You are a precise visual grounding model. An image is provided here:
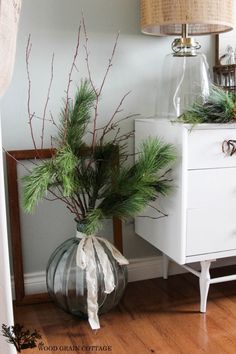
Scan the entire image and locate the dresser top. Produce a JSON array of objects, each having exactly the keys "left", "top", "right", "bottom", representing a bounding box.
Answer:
[{"left": 135, "top": 117, "right": 236, "bottom": 130}]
